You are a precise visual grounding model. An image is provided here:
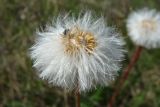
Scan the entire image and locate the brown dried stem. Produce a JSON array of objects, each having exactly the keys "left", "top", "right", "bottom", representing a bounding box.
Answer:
[{"left": 107, "top": 46, "right": 143, "bottom": 107}]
